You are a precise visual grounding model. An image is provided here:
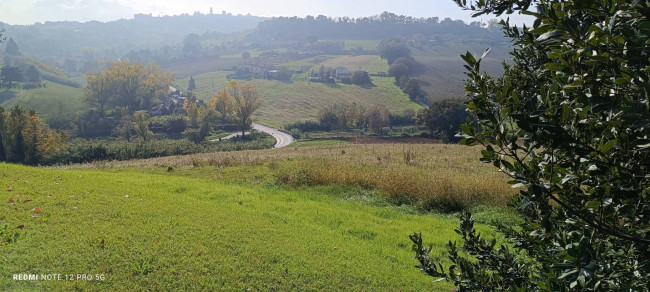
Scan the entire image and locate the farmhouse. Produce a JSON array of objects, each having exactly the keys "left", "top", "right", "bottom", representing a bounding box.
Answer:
[{"left": 334, "top": 67, "right": 348, "bottom": 79}]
